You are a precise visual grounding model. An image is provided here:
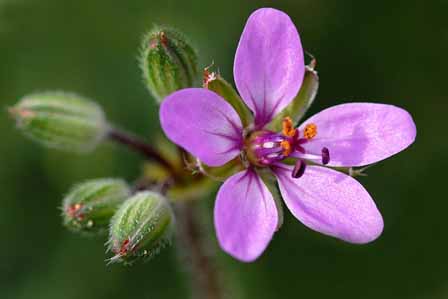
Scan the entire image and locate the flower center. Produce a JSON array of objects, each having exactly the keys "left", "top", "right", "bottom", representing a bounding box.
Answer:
[
  {"left": 245, "top": 130, "right": 292, "bottom": 166},
  {"left": 245, "top": 117, "right": 330, "bottom": 177}
]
